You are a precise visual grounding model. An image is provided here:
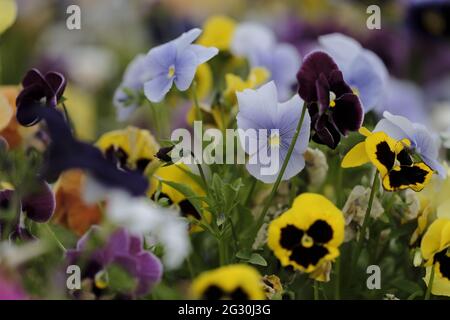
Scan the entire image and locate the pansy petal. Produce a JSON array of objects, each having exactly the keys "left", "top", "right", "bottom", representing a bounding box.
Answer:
[
  {"left": 342, "top": 142, "right": 370, "bottom": 168},
  {"left": 174, "top": 50, "right": 198, "bottom": 91},
  {"left": 21, "top": 181, "right": 55, "bottom": 223},
  {"left": 189, "top": 44, "right": 219, "bottom": 65},
  {"left": 143, "top": 75, "right": 174, "bottom": 103},
  {"left": 332, "top": 93, "right": 363, "bottom": 135},
  {"left": 146, "top": 42, "right": 177, "bottom": 78},
  {"left": 318, "top": 33, "right": 362, "bottom": 74},
  {"left": 173, "top": 28, "right": 202, "bottom": 53}
]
